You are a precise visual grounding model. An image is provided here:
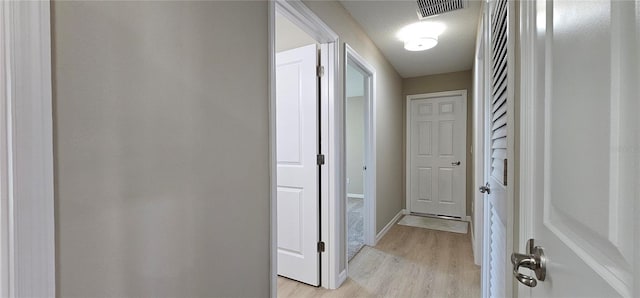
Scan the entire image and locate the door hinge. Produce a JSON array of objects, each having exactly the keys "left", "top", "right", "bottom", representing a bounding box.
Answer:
[
  {"left": 503, "top": 158, "right": 508, "bottom": 186},
  {"left": 317, "top": 154, "right": 325, "bottom": 165},
  {"left": 317, "top": 241, "right": 325, "bottom": 253},
  {"left": 317, "top": 65, "right": 325, "bottom": 77}
]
